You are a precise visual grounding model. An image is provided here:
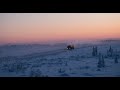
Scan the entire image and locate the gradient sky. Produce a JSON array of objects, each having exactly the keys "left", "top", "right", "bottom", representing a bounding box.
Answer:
[{"left": 0, "top": 13, "right": 120, "bottom": 44}]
